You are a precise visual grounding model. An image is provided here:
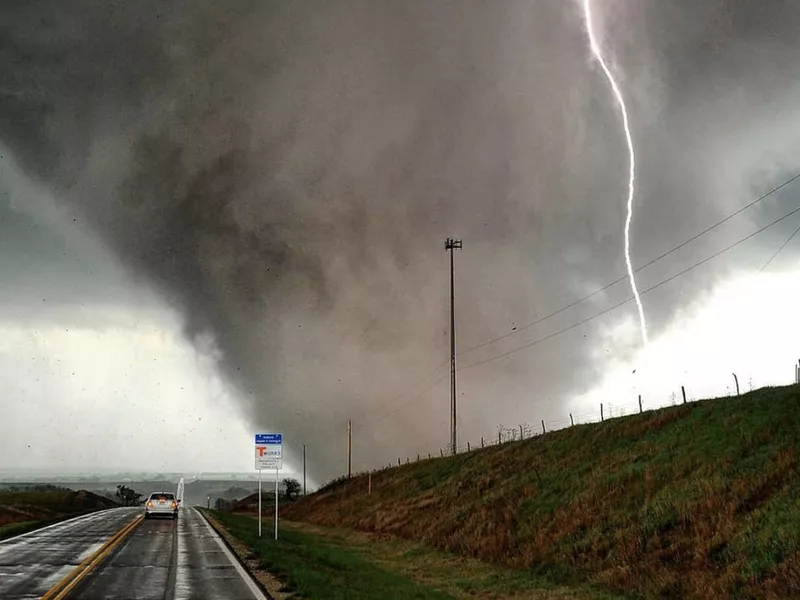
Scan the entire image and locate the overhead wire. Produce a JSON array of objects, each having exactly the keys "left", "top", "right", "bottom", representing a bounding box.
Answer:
[
  {"left": 365, "top": 359, "right": 449, "bottom": 424},
  {"left": 369, "top": 371, "right": 449, "bottom": 424},
  {"left": 362, "top": 171, "right": 800, "bottom": 424},
  {"left": 458, "top": 202, "right": 800, "bottom": 373},
  {"left": 457, "top": 171, "right": 800, "bottom": 358},
  {"left": 759, "top": 218, "right": 800, "bottom": 273}
]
